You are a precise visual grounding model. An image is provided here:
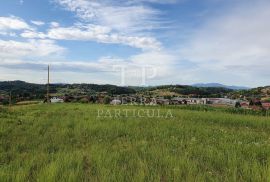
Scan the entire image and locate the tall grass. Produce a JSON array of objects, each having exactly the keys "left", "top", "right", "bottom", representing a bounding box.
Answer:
[{"left": 0, "top": 104, "right": 270, "bottom": 181}]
